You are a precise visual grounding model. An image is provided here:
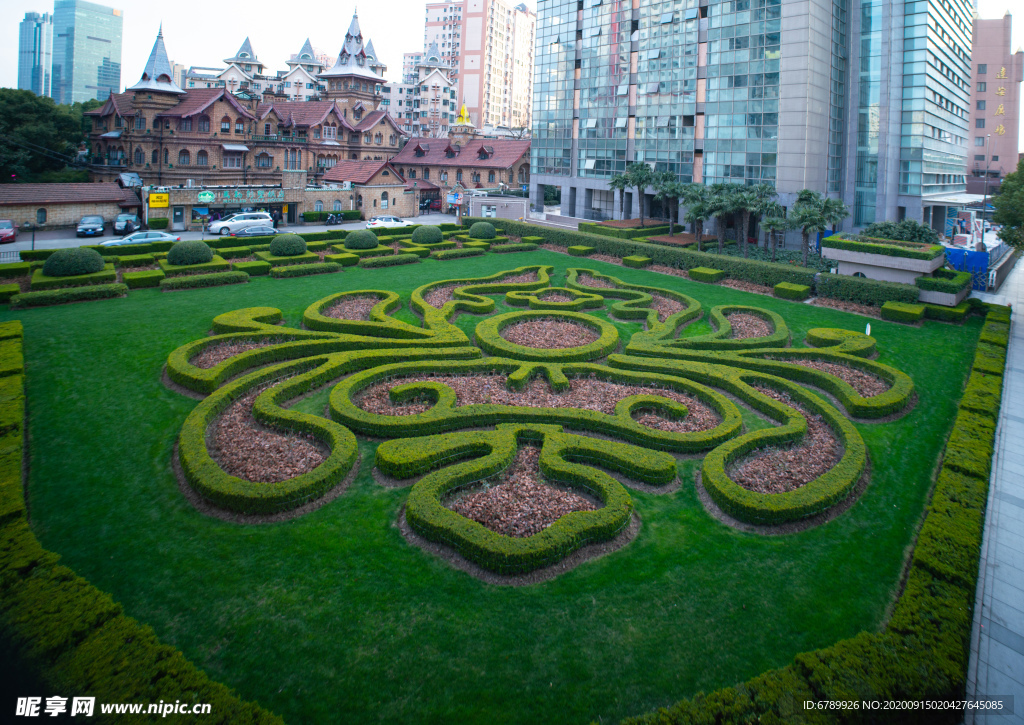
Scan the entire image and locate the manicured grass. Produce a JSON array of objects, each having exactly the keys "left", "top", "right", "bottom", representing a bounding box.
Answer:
[{"left": 0, "top": 250, "right": 981, "bottom": 724}]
